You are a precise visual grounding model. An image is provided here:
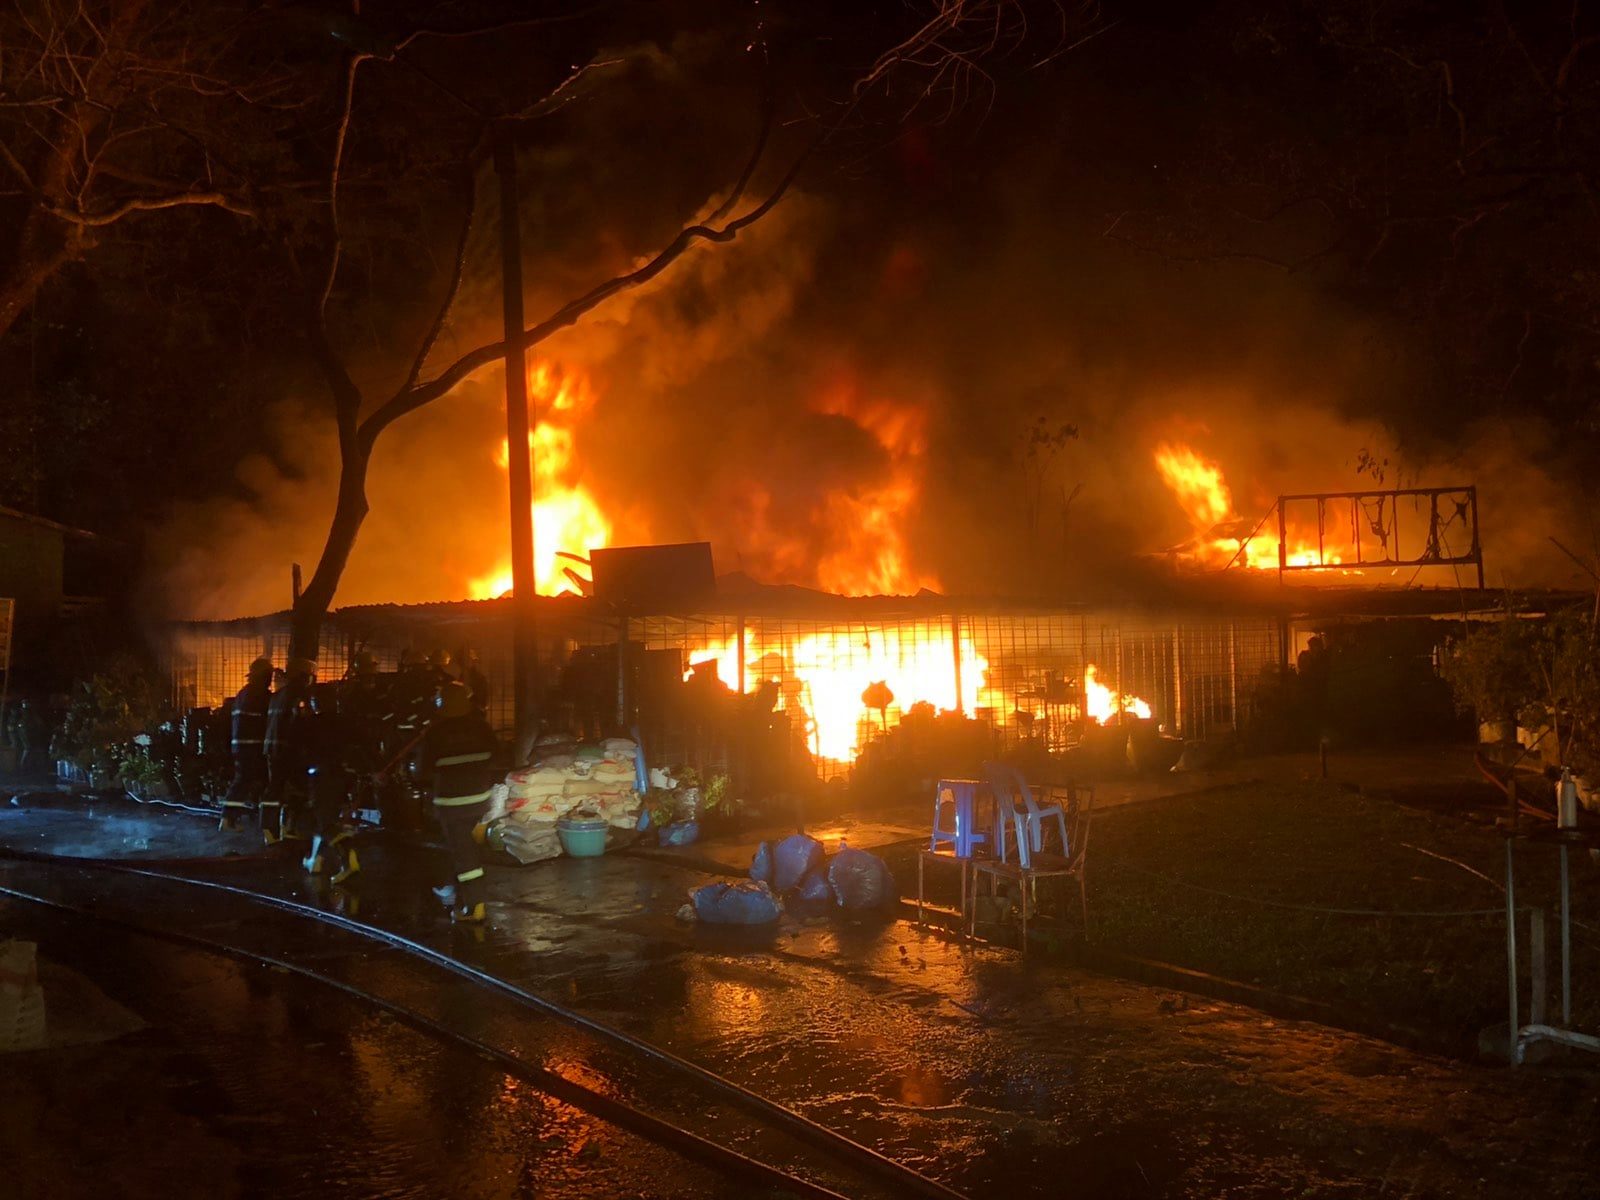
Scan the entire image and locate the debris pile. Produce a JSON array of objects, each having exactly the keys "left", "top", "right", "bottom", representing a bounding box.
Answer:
[
  {"left": 679, "top": 834, "right": 897, "bottom": 924},
  {"left": 487, "top": 737, "right": 643, "bottom": 863}
]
